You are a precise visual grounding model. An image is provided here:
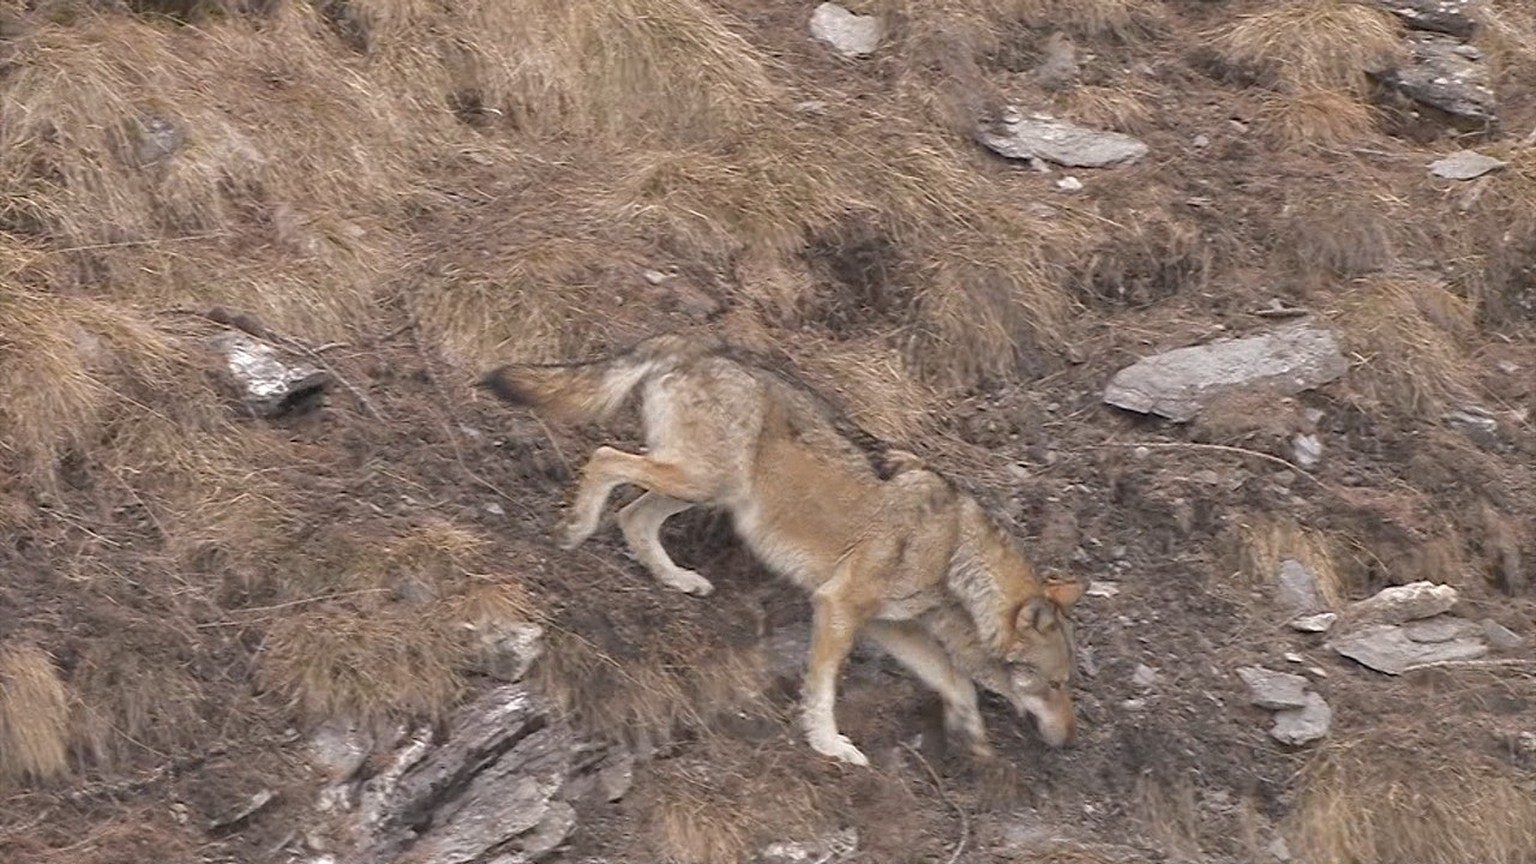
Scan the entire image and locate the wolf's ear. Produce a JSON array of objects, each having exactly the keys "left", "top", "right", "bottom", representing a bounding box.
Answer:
[
  {"left": 1043, "top": 579, "right": 1086, "bottom": 611},
  {"left": 1015, "top": 596, "right": 1056, "bottom": 635}
]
